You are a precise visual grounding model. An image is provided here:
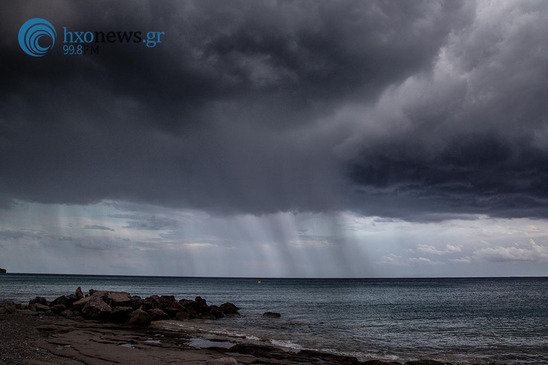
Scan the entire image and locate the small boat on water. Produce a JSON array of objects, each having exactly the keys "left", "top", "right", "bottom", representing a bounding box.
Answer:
[{"left": 0, "top": 268, "right": 6, "bottom": 274}]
